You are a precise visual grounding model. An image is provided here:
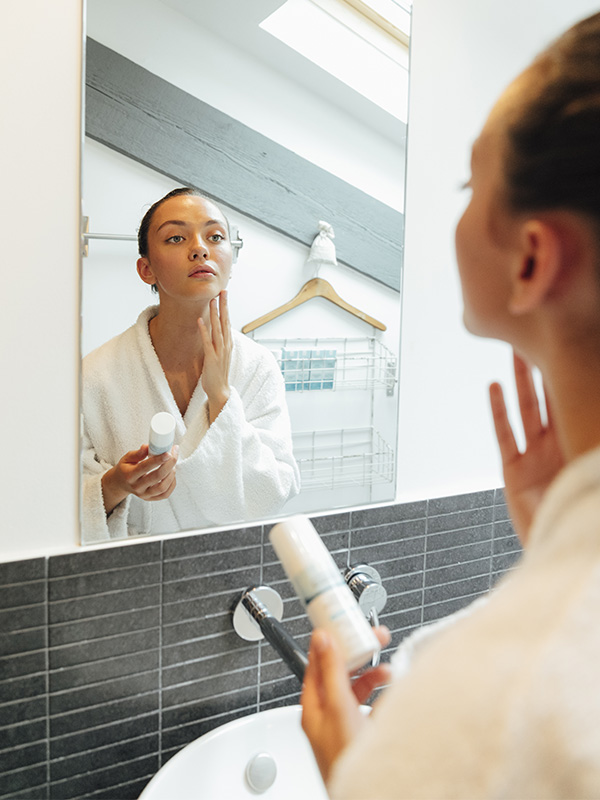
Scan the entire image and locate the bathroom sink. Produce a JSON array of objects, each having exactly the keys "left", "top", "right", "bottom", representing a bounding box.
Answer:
[{"left": 138, "top": 705, "right": 327, "bottom": 799}]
